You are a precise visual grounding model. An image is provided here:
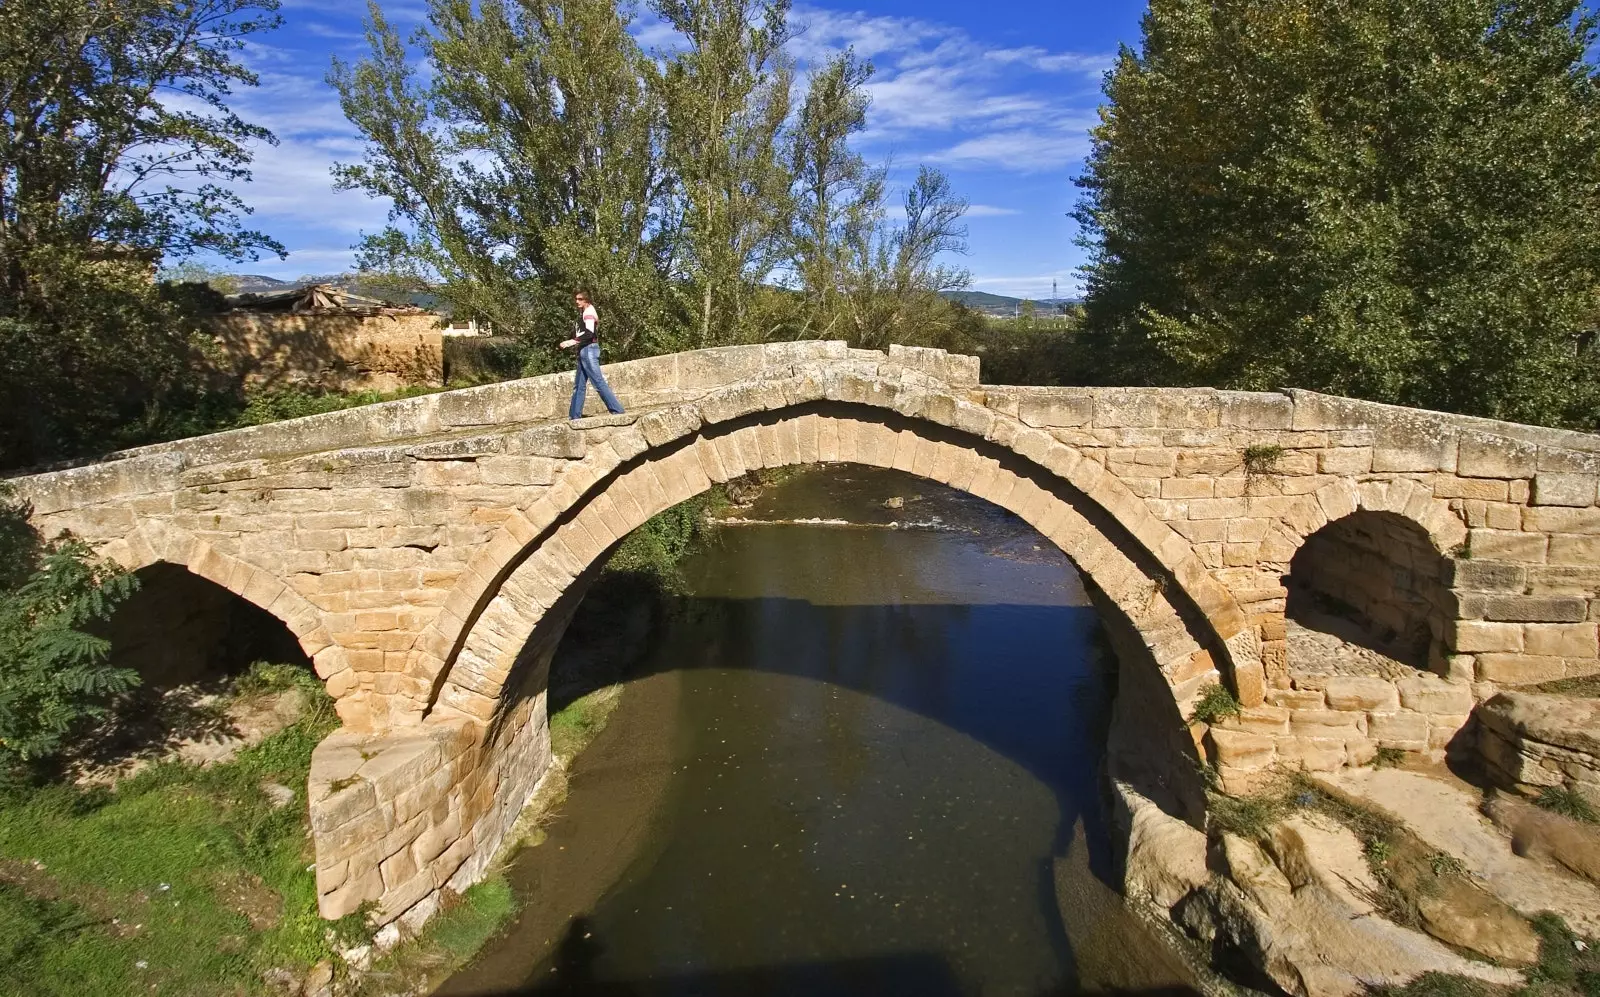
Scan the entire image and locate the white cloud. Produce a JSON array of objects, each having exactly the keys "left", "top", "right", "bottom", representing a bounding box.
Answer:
[
  {"left": 965, "top": 204, "right": 1019, "bottom": 217},
  {"left": 927, "top": 125, "right": 1095, "bottom": 172},
  {"left": 778, "top": 5, "right": 1105, "bottom": 175}
]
